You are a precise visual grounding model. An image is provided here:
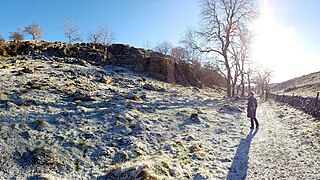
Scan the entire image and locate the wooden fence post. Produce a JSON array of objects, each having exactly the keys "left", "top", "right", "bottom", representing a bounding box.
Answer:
[{"left": 313, "top": 92, "right": 320, "bottom": 117}]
